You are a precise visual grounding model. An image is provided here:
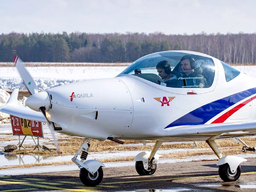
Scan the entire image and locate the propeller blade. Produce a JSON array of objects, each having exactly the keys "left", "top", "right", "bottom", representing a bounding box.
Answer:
[
  {"left": 14, "top": 55, "right": 60, "bottom": 154},
  {"left": 40, "top": 107, "right": 60, "bottom": 154},
  {"left": 14, "top": 55, "right": 38, "bottom": 95}
]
